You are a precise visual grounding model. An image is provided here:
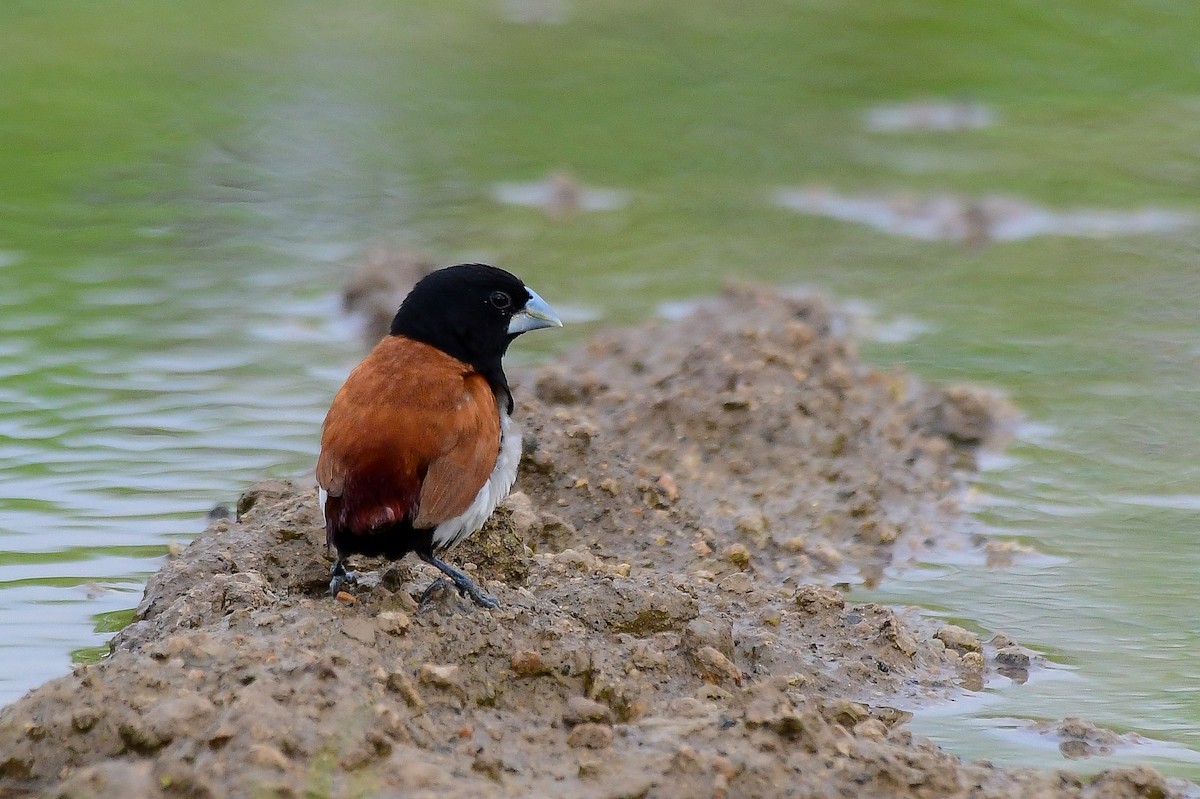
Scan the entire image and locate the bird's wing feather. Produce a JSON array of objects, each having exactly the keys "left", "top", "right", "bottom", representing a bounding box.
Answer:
[
  {"left": 315, "top": 337, "right": 500, "bottom": 536},
  {"left": 413, "top": 376, "right": 501, "bottom": 527}
]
